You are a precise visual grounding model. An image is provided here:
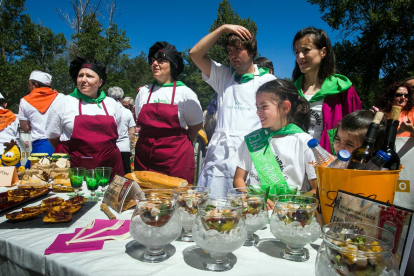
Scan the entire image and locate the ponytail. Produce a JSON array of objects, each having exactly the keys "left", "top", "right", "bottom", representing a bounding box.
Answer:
[
  {"left": 291, "top": 96, "right": 310, "bottom": 132},
  {"left": 257, "top": 79, "right": 310, "bottom": 132}
]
